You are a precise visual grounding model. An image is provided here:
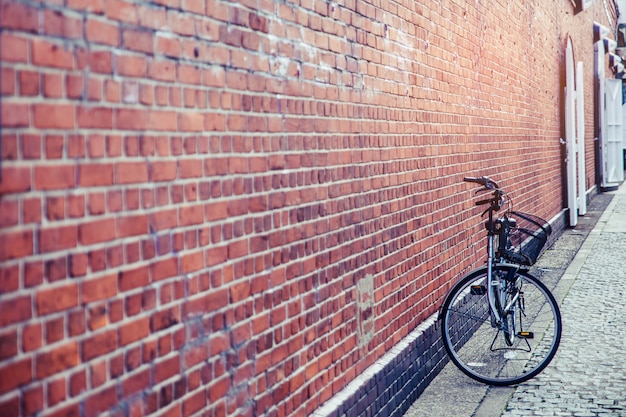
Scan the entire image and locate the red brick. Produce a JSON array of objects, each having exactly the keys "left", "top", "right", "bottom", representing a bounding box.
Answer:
[
  {"left": 0, "top": 166, "right": 30, "bottom": 194},
  {"left": 23, "top": 385, "right": 44, "bottom": 415},
  {"left": 117, "top": 160, "right": 149, "bottom": 183},
  {"left": 105, "top": 0, "right": 138, "bottom": 23},
  {"left": 45, "top": 257, "right": 67, "bottom": 282},
  {"left": 78, "top": 163, "right": 115, "bottom": 186},
  {"left": 45, "top": 317, "right": 64, "bottom": 345},
  {"left": 0, "top": 230, "right": 32, "bottom": 261},
  {"left": 0, "top": 33, "right": 28, "bottom": 63},
  {"left": 154, "top": 354, "right": 179, "bottom": 383},
  {"left": 208, "top": 376, "right": 230, "bottom": 402},
  {"left": 85, "top": 385, "right": 117, "bottom": 417},
  {"left": 32, "top": 39, "right": 74, "bottom": 69},
  {"left": 19, "top": 70, "right": 39, "bottom": 96},
  {"left": 1, "top": 2, "right": 38, "bottom": 33},
  {"left": 180, "top": 251, "right": 203, "bottom": 273},
  {"left": 0, "top": 358, "right": 32, "bottom": 394},
  {"left": 36, "top": 341, "right": 79, "bottom": 378},
  {"left": 115, "top": 108, "right": 147, "bottom": 130},
  {"left": 67, "top": 0, "right": 104, "bottom": 13},
  {"left": 43, "top": 73, "right": 64, "bottom": 98},
  {"left": 36, "top": 283, "right": 78, "bottom": 316},
  {"left": 180, "top": 204, "right": 203, "bottom": 225},
  {"left": 151, "top": 257, "right": 179, "bottom": 281},
  {"left": 68, "top": 310, "right": 86, "bottom": 336},
  {"left": 0, "top": 265, "right": 19, "bottom": 292},
  {"left": 117, "top": 214, "right": 148, "bottom": 238},
  {"left": 45, "top": 135, "right": 64, "bottom": 159},
  {"left": 1, "top": 102, "right": 29, "bottom": 127},
  {"left": 148, "top": 59, "right": 176, "bottom": 81},
  {"left": 118, "top": 265, "right": 149, "bottom": 292},
  {"left": 155, "top": 33, "right": 181, "bottom": 58},
  {"left": 43, "top": 403, "right": 80, "bottom": 417},
  {"left": 115, "top": 53, "right": 146, "bottom": 77},
  {"left": 47, "top": 376, "right": 67, "bottom": 406},
  {"left": 147, "top": 110, "right": 177, "bottom": 131},
  {"left": 122, "top": 368, "right": 150, "bottom": 397},
  {"left": 86, "top": 17, "right": 120, "bottom": 46},
  {"left": 149, "top": 160, "right": 177, "bottom": 182},
  {"left": 0, "top": 329, "right": 18, "bottom": 360},
  {"left": 39, "top": 225, "right": 78, "bottom": 253},
  {"left": 122, "top": 29, "right": 153, "bottom": 54},
  {"left": 23, "top": 197, "right": 42, "bottom": 224},
  {"left": 33, "top": 104, "right": 76, "bottom": 129},
  {"left": 82, "top": 329, "right": 117, "bottom": 361},
  {"left": 0, "top": 67, "right": 15, "bottom": 95},
  {"left": 22, "top": 322, "right": 42, "bottom": 353},
  {"left": 33, "top": 165, "right": 75, "bottom": 190},
  {"left": 79, "top": 218, "right": 116, "bottom": 245},
  {"left": 68, "top": 195, "right": 85, "bottom": 219},
  {"left": 42, "top": 195, "right": 62, "bottom": 222},
  {"left": 183, "top": 389, "right": 206, "bottom": 416},
  {"left": 43, "top": 9, "right": 84, "bottom": 39},
  {"left": 81, "top": 273, "right": 117, "bottom": 304},
  {"left": 78, "top": 107, "right": 114, "bottom": 128}
]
